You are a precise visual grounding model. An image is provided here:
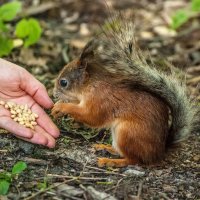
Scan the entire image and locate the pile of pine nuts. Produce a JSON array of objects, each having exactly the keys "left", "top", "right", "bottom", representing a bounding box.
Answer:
[{"left": 0, "top": 100, "right": 38, "bottom": 129}]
